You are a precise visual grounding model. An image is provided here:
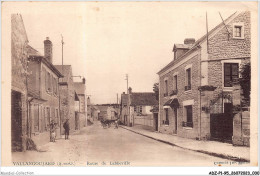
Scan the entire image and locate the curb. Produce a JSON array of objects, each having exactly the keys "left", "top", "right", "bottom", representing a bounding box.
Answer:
[{"left": 120, "top": 126, "right": 250, "bottom": 162}]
